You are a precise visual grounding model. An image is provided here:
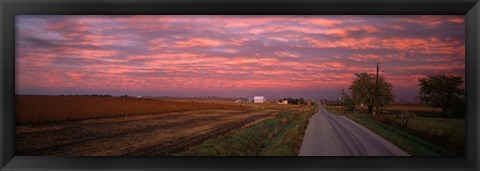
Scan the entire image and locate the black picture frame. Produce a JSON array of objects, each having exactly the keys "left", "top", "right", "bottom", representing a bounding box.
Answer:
[{"left": 1, "top": 0, "right": 479, "bottom": 170}]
